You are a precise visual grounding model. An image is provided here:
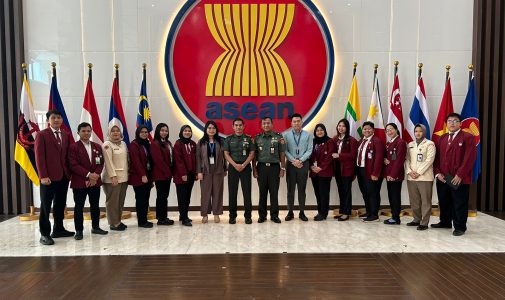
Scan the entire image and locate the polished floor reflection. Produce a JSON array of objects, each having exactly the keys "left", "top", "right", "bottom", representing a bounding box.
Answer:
[{"left": 1, "top": 211, "right": 504, "bottom": 256}]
